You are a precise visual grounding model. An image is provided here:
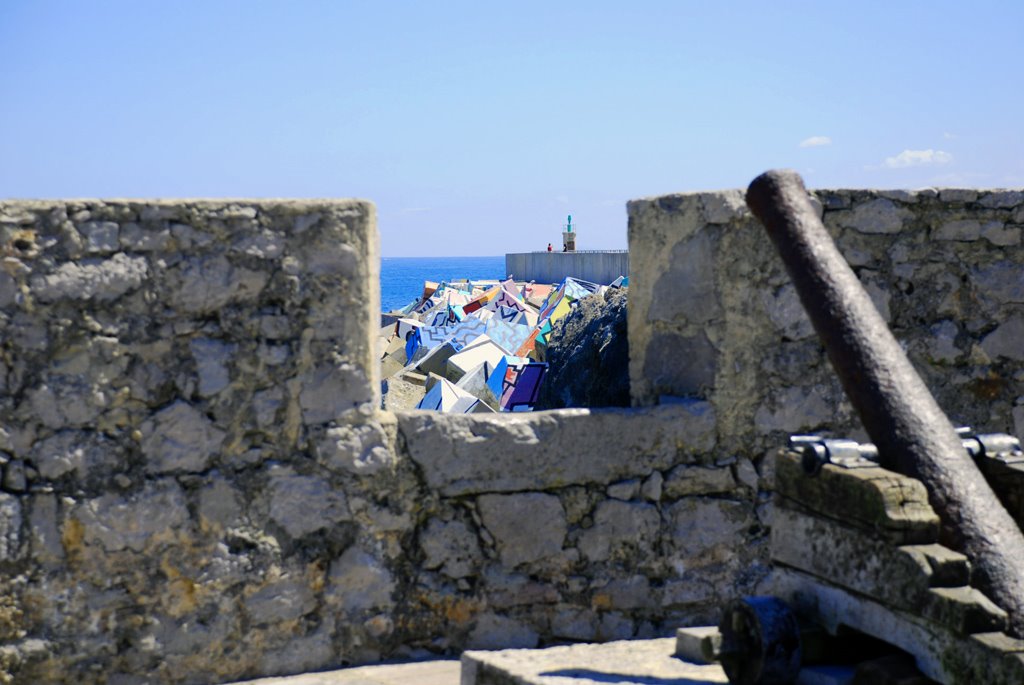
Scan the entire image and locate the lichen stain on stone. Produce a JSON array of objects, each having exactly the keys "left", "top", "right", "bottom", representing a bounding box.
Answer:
[
  {"left": 417, "top": 593, "right": 481, "bottom": 626},
  {"left": 967, "top": 373, "right": 1007, "bottom": 401},
  {"left": 61, "top": 516, "right": 85, "bottom": 563}
]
